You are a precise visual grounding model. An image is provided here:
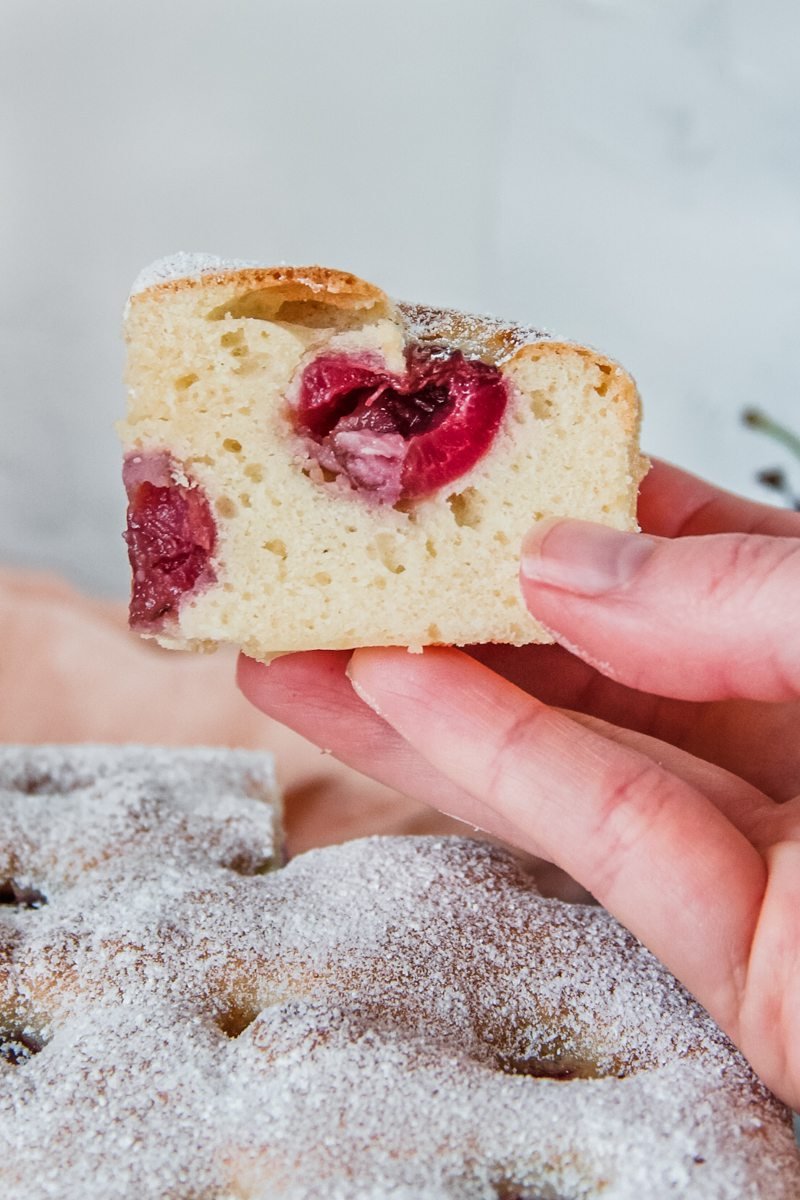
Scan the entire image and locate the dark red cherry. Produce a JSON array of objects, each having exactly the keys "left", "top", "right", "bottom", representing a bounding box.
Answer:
[
  {"left": 295, "top": 344, "right": 507, "bottom": 502},
  {"left": 123, "top": 453, "right": 216, "bottom": 630}
]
